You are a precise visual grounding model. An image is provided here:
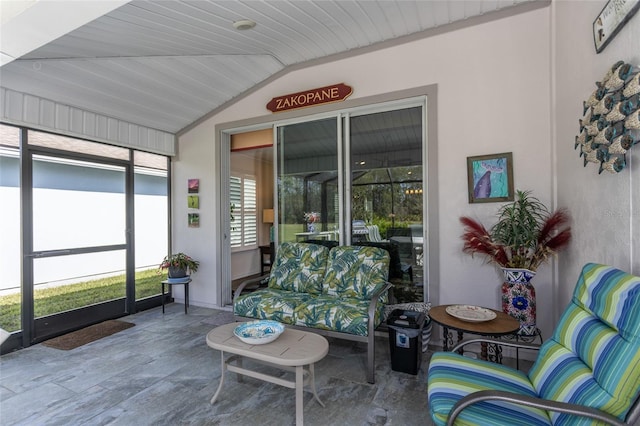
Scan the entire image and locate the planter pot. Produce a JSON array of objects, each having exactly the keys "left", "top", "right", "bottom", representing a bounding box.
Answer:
[
  {"left": 168, "top": 266, "right": 188, "bottom": 278},
  {"left": 501, "top": 268, "right": 537, "bottom": 336}
]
